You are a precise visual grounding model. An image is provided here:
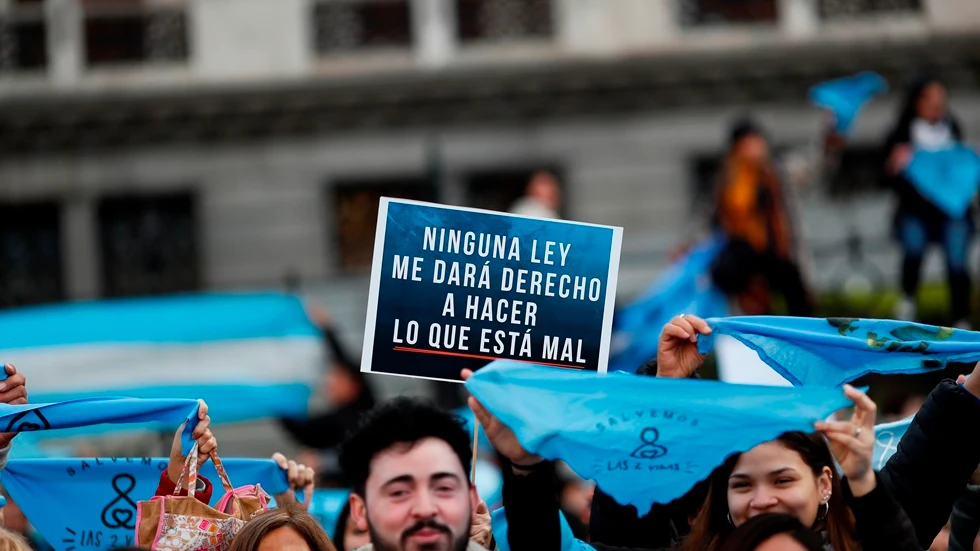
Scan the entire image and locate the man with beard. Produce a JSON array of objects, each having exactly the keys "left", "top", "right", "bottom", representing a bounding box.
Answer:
[{"left": 339, "top": 398, "right": 491, "bottom": 551}]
